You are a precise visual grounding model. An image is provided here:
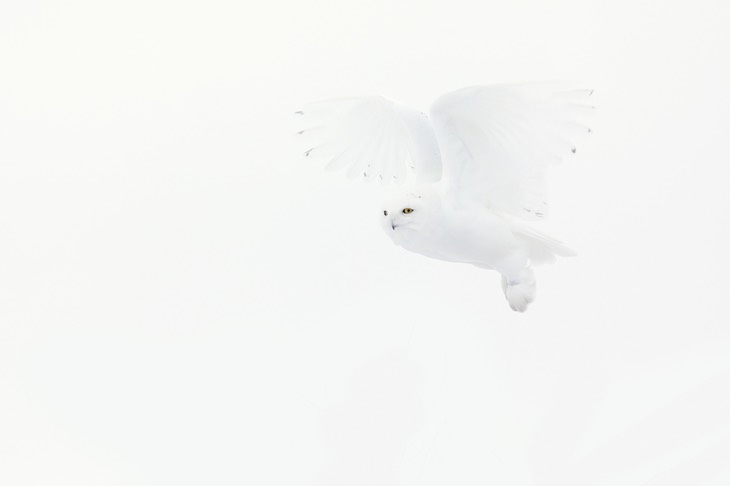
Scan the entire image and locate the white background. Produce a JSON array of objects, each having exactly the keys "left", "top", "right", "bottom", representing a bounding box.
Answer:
[{"left": 1, "top": 1, "right": 729, "bottom": 485}]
